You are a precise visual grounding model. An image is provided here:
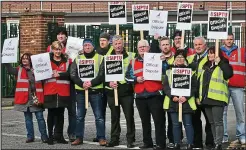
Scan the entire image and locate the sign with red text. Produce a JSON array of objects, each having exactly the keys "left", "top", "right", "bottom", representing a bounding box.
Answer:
[
  {"left": 31, "top": 53, "right": 53, "bottom": 81},
  {"left": 207, "top": 11, "right": 229, "bottom": 39},
  {"left": 108, "top": 2, "right": 127, "bottom": 24},
  {"left": 143, "top": 53, "right": 162, "bottom": 81},
  {"left": 104, "top": 55, "right": 124, "bottom": 82},
  {"left": 1, "top": 38, "right": 19, "bottom": 63},
  {"left": 149, "top": 10, "right": 168, "bottom": 36},
  {"left": 176, "top": 3, "right": 193, "bottom": 30},
  {"left": 171, "top": 68, "right": 191, "bottom": 96},
  {"left": 77, "top": 59, "right": 95, "bottom": 81},
  {"left": 132, "top": 4, "right": 150, "bottom": 31}
]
